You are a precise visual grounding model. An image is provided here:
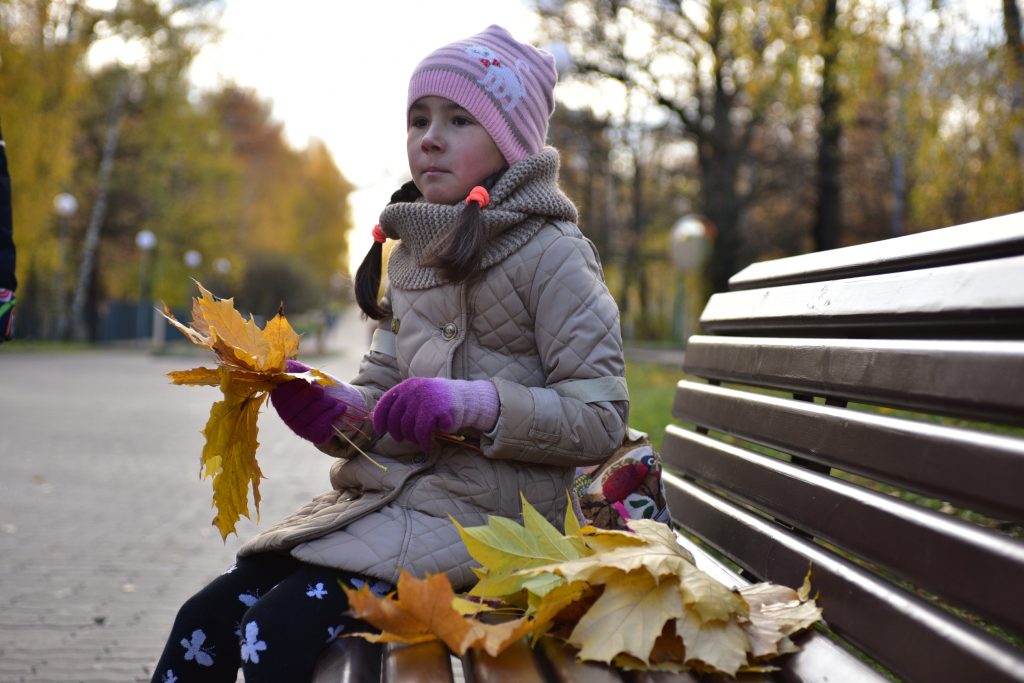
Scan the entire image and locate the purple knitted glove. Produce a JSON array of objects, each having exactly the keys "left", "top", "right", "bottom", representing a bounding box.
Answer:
[
  {"left": 271, "top": 360, "right": 365, "bottom": 445},
  {"left": 372, "top": 377, "right": 499, "bottom": 452}
]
